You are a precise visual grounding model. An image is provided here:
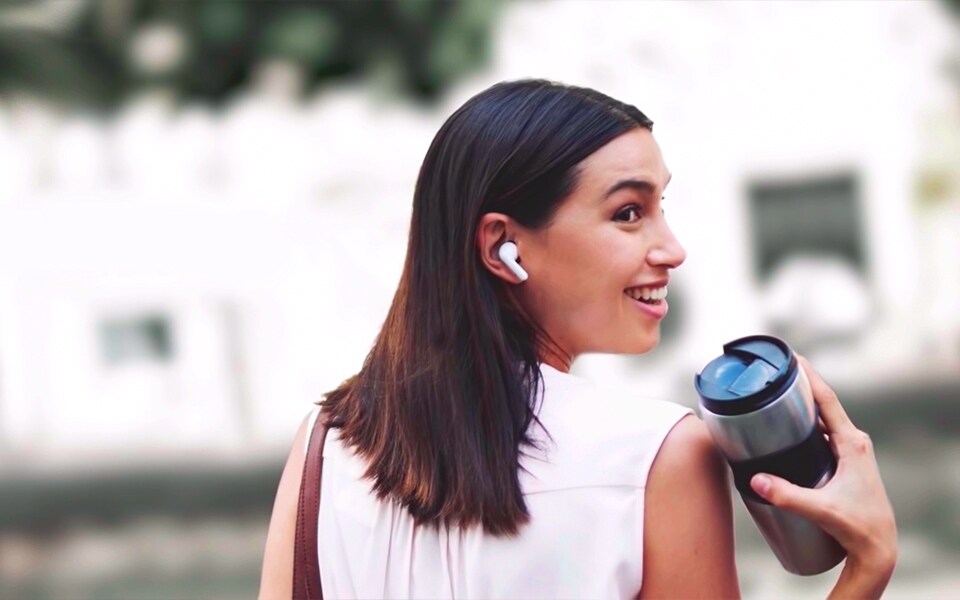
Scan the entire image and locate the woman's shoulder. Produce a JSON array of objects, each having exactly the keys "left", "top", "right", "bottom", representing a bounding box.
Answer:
[
  {"left": 646, "top": 414, "right": 720, "bottom": 482},
  {"left": 639, "top": 412, "right": 740, "bottom": 598}
]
